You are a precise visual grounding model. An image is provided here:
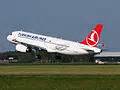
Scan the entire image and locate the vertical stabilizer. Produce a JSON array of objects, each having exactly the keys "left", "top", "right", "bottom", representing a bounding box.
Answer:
[{"left": 81, "top": 24, "right": 103, "bottom": 47}]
